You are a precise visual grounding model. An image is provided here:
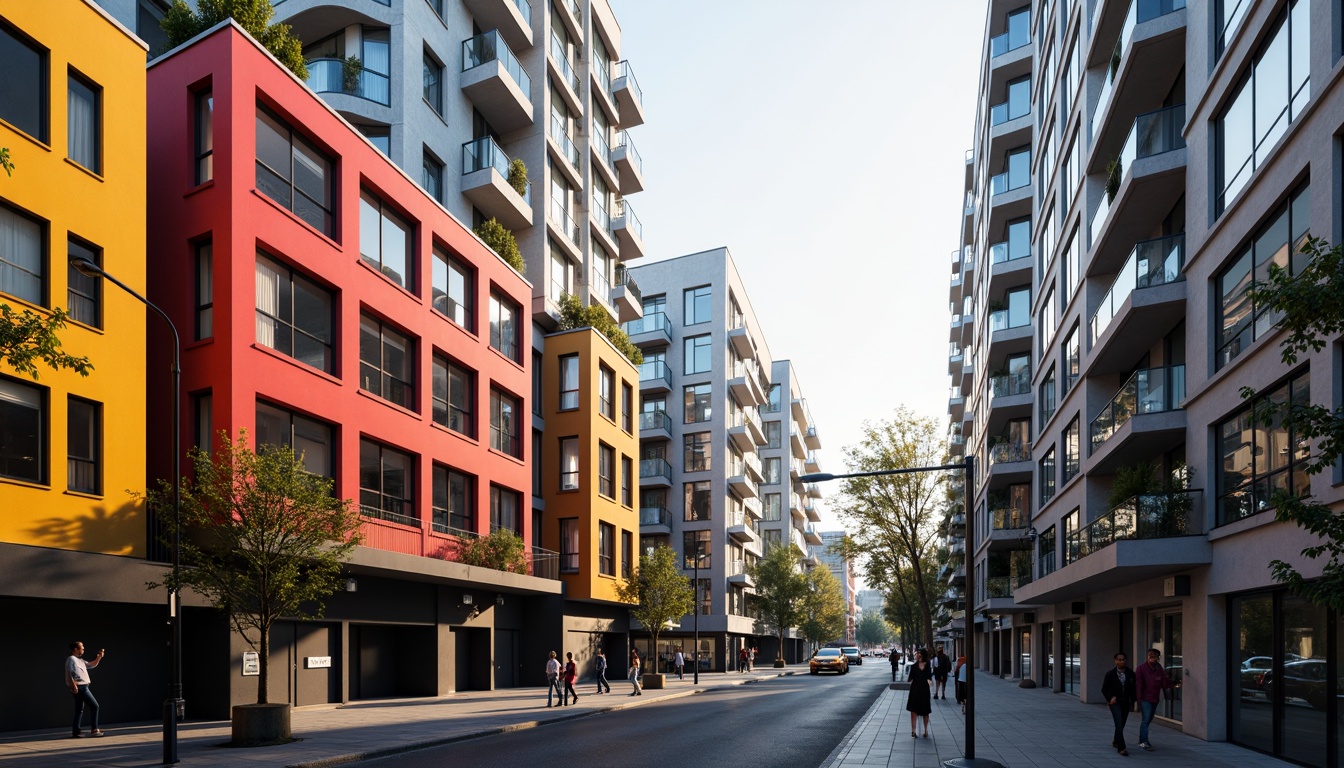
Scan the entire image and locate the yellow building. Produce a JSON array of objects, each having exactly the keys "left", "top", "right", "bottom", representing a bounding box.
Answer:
[{"left": 0, "top": 0, "right": 148, "bottom": 556}]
